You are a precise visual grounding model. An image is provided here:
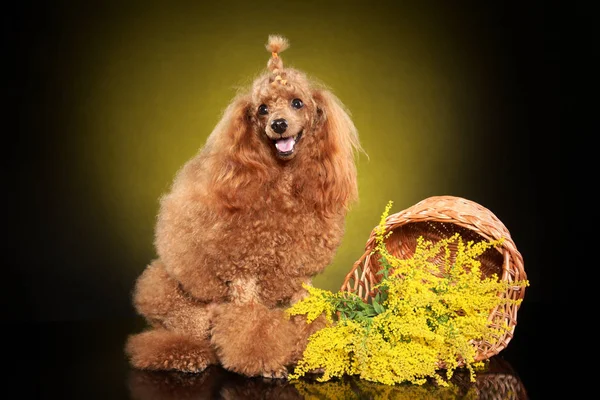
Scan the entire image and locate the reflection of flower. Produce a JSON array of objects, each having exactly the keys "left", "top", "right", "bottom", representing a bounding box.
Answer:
[
  {"left": 292, "top": 357, "right": 527, "bottom": 400},
  {"left": 287, "top": 201, "right": 530, "bottom": 386},
  {"left": 293, "top": 377, "right": 479, "bottom": 400}
]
